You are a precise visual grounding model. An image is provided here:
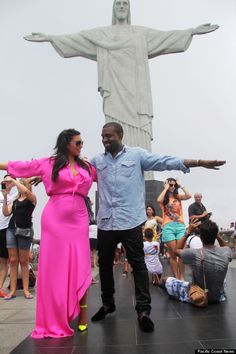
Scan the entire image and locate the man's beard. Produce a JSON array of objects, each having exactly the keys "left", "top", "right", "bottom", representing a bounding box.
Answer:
[{"left": 105, "top": 141, "right": 121, "bottom": 153}]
